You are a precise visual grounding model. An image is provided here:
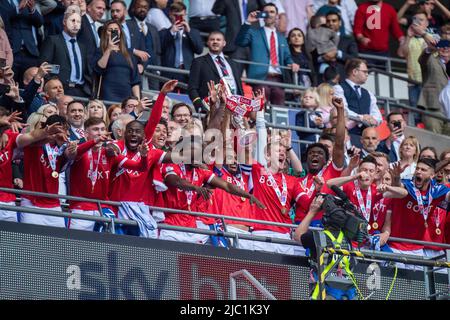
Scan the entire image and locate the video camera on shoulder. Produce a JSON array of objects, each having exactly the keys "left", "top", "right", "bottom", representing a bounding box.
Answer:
[{"left": 319, "top": 187, "right": 369, "bottom": 243}]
